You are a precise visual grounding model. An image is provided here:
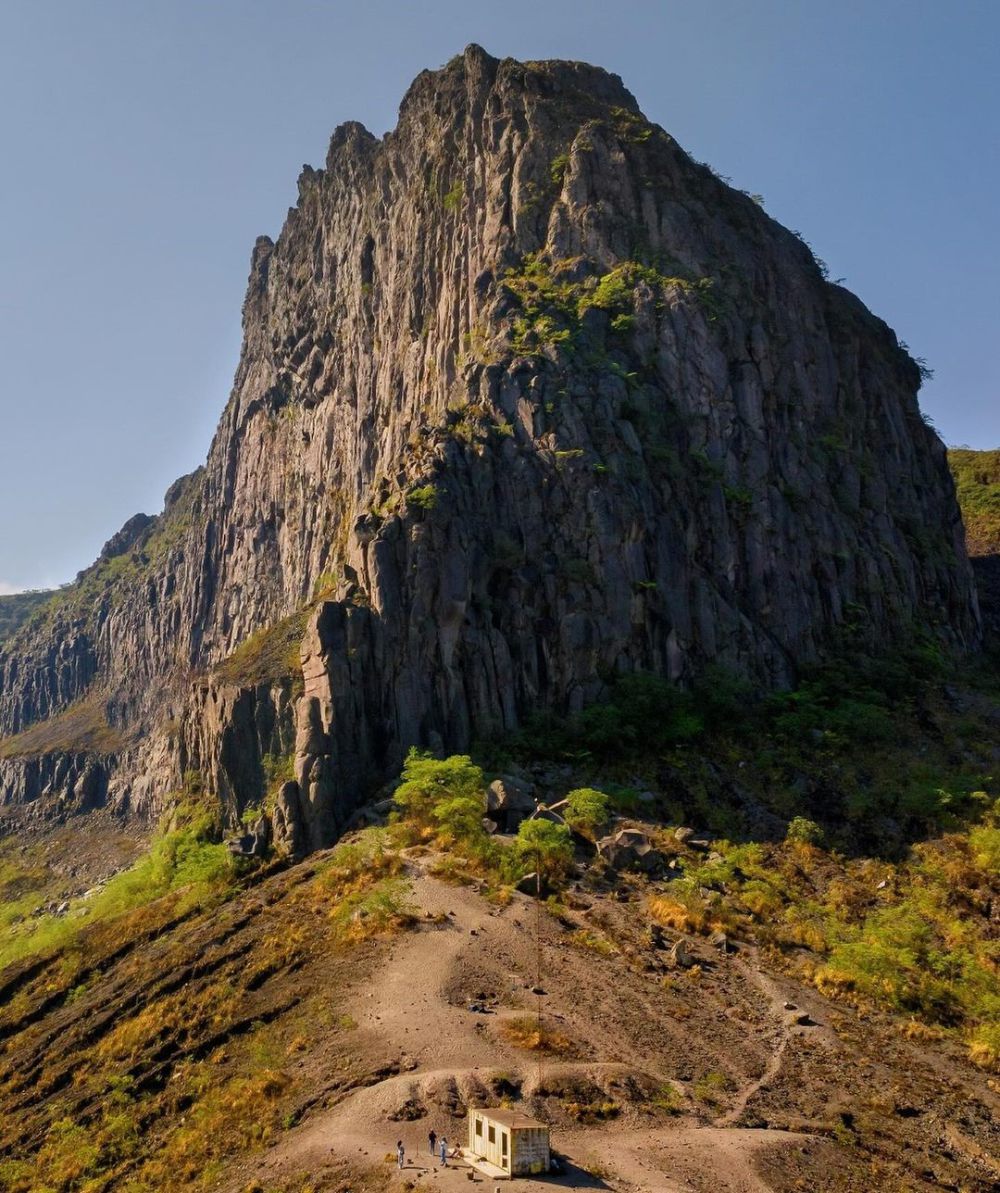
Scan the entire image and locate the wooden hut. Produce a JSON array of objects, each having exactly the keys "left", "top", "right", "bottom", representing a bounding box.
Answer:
[{"left": 466, "top": 1107, "right": 550, "bottom": 1177}]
